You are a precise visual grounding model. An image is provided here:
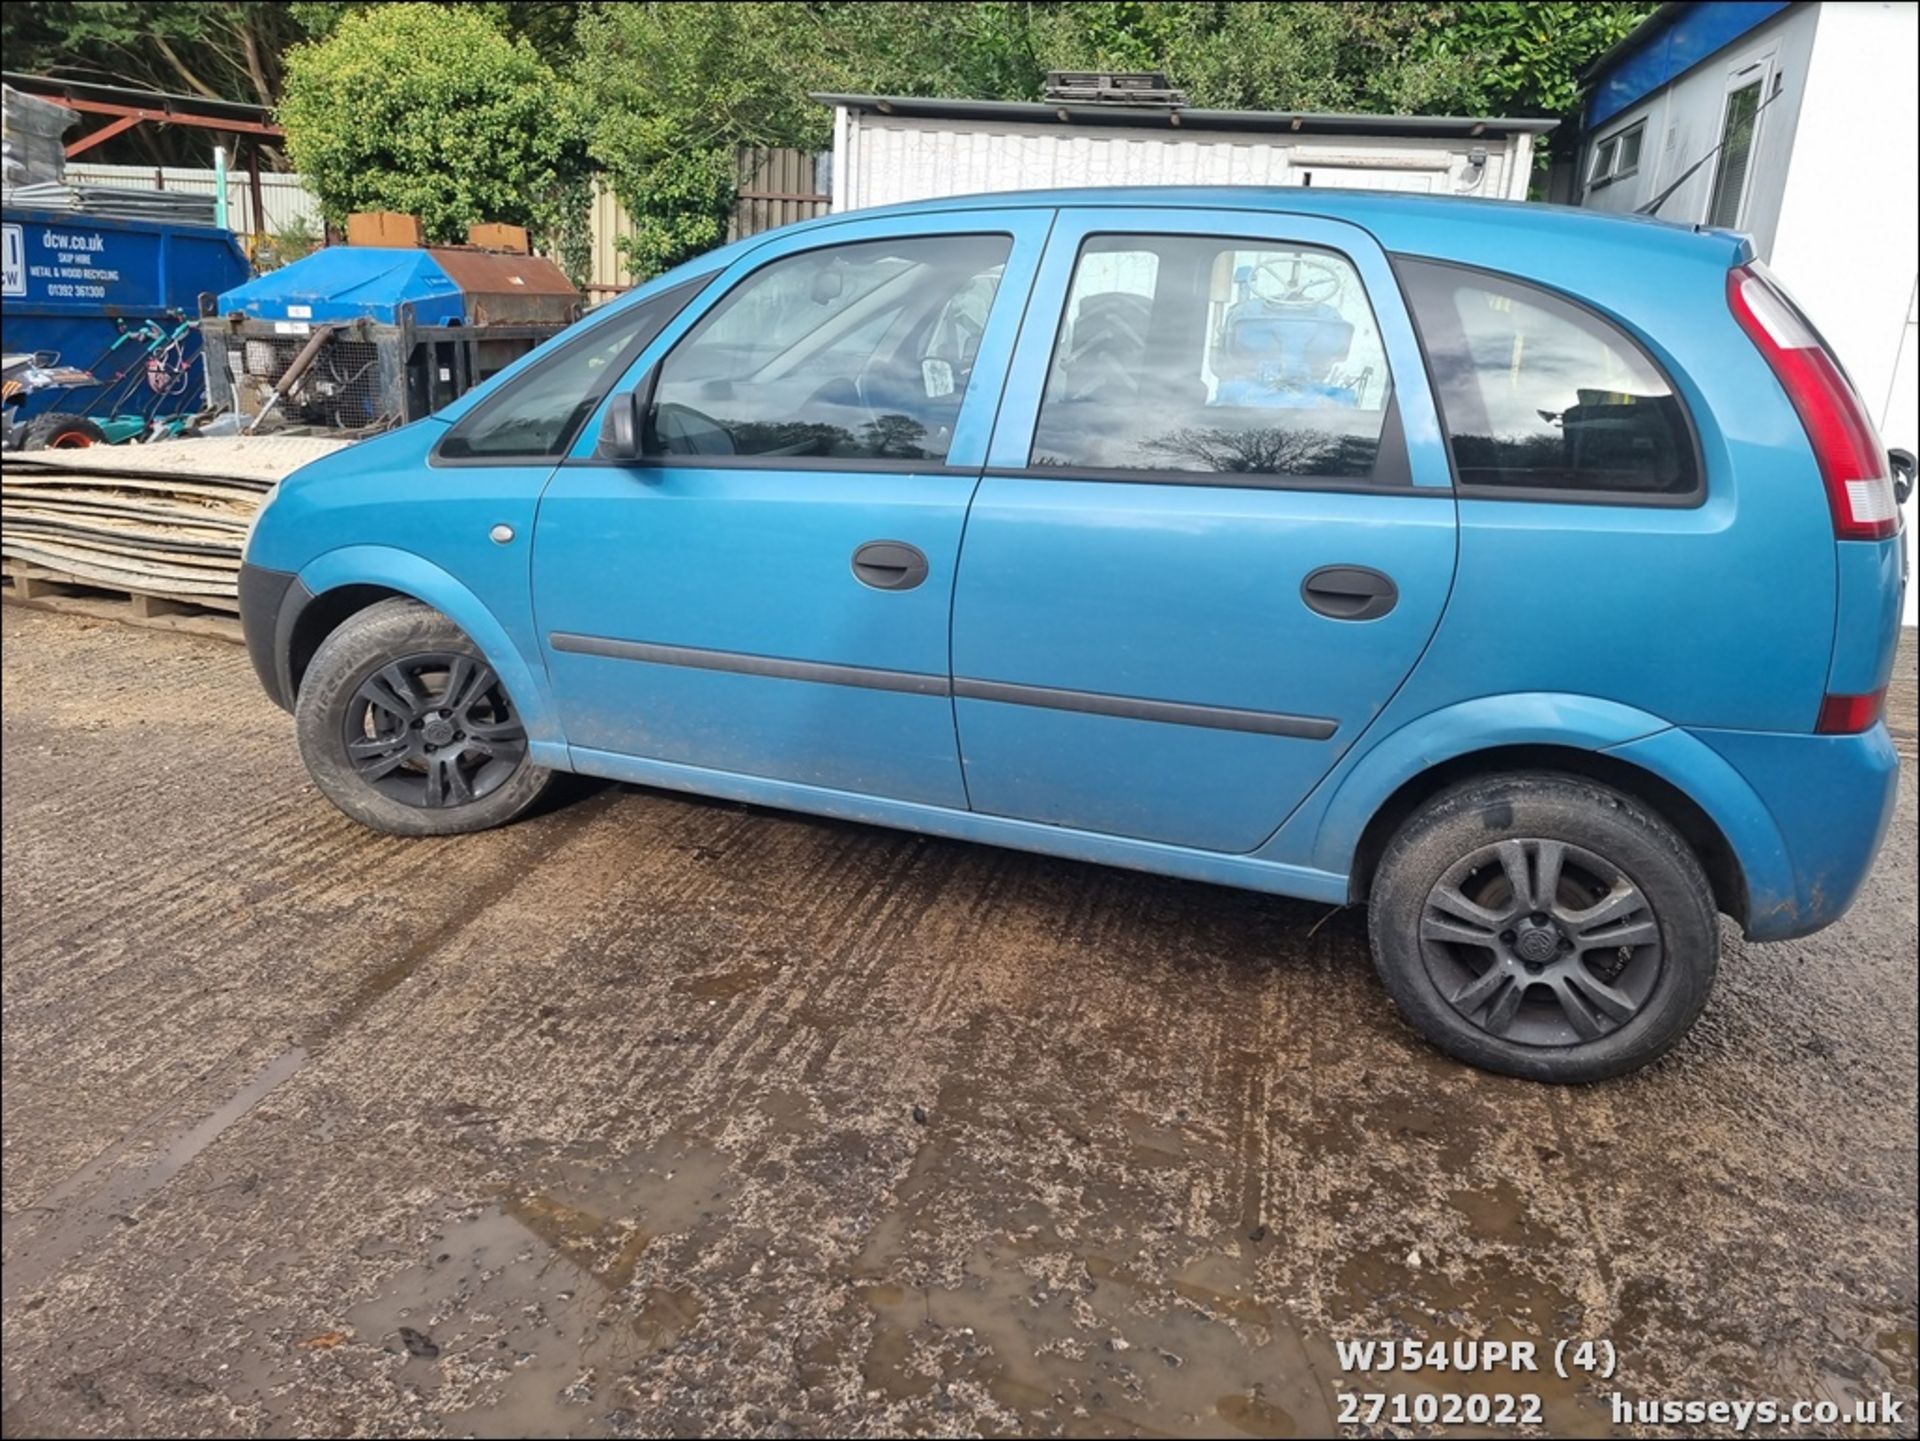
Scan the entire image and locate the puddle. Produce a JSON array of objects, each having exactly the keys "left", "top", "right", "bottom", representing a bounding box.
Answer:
[
  {"left": 1331, "top": 1238, "right": 1609, "bottom": 1437},
  {"left": 852, "top": 1238, "right": 1331, "bottom": 1436},
  {"left": 820, "top": 1055, "right": 1637, "bottom": 1437},
  {"left": 341, "top": 1134, "right": 733, "bottom": 1438},
  {"left": 840, "top": 1079, "right": 1339, "bottom": 1436},
  {"left": 673, "top": 963, "right": 786, "bottom": 1002},
  {"left": 1447, "top": 1180, "right": 1552, "bottom": 1246}
]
